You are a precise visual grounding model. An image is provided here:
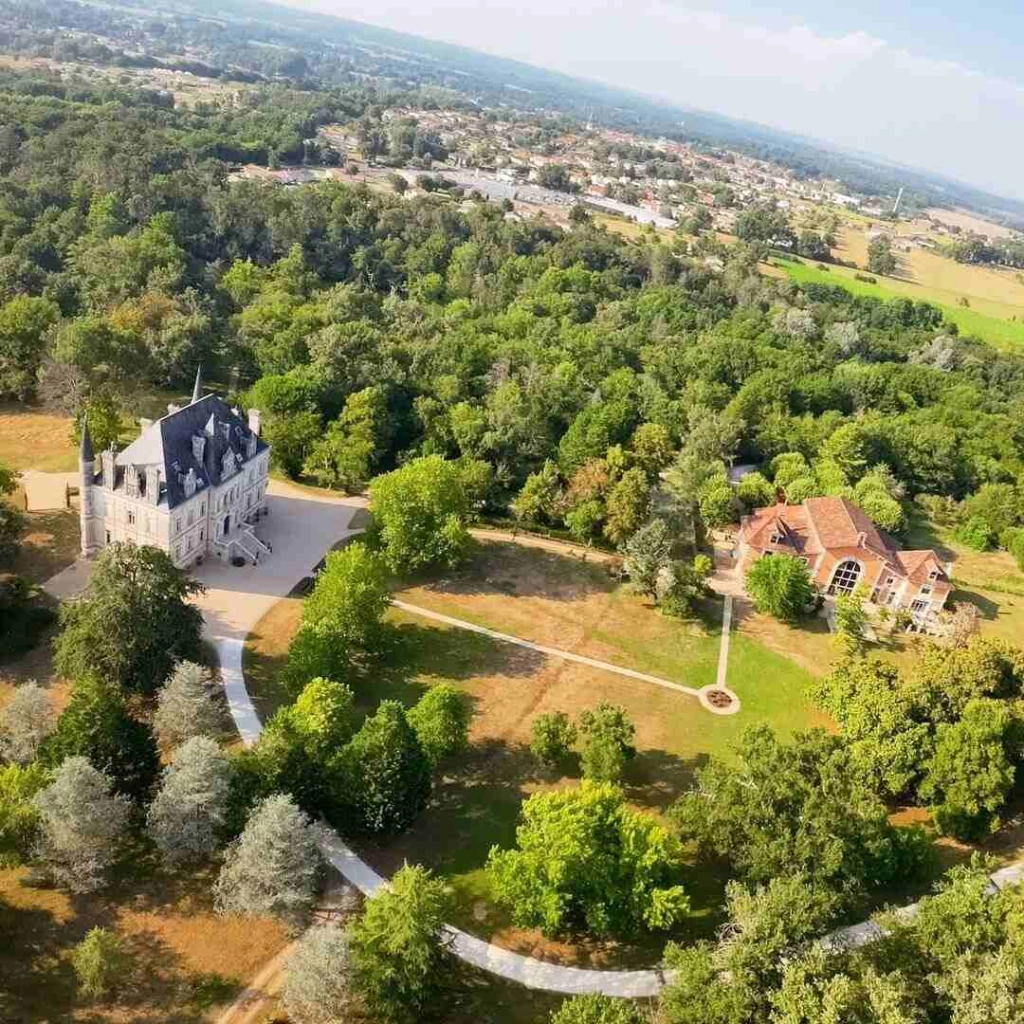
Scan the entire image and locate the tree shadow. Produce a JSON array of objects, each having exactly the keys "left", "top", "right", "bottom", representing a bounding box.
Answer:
[
  {"left": 950, "top": 587, "right": 1001, "bottom": 621},
  {"left": 624, "top": 748, "right": 709, "bottom": 811}
]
